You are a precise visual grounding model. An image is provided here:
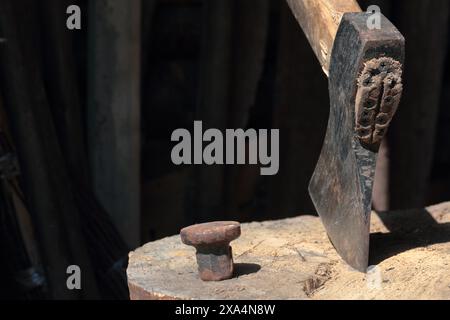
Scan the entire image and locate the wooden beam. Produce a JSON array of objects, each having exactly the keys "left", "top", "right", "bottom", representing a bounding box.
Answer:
[{"left": 87, "top": 0, "right": 142, "bottom": 247}]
